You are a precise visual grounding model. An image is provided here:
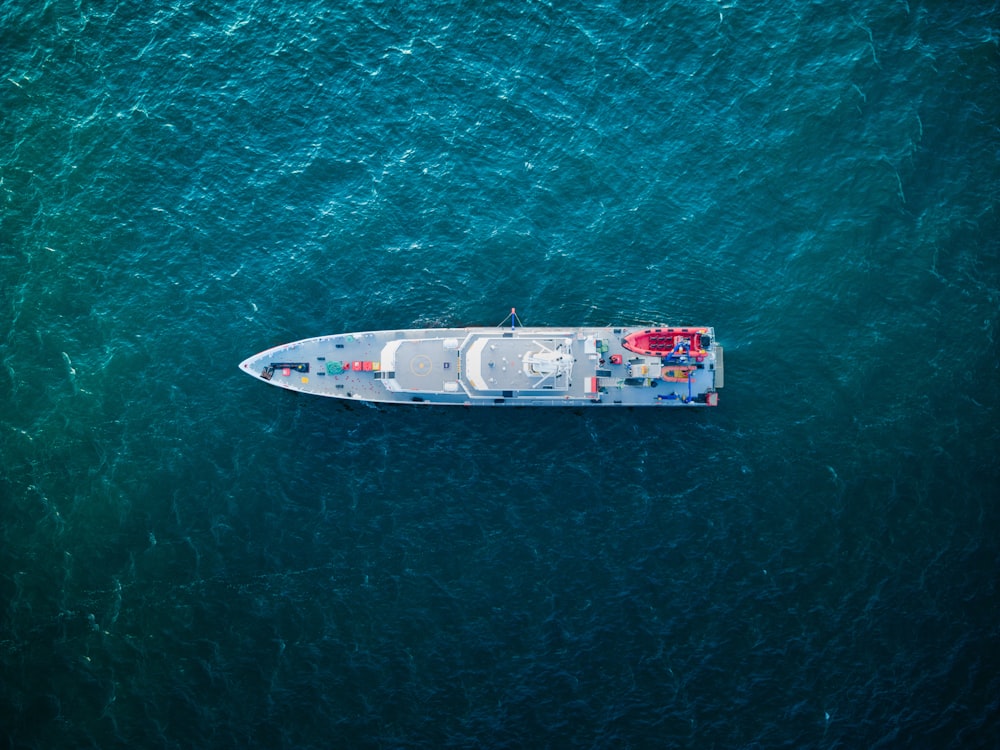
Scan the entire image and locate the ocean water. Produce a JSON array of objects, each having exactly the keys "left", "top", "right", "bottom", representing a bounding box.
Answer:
[{"left": 2, "top": 0, "right": 998, "bottom": 747}]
